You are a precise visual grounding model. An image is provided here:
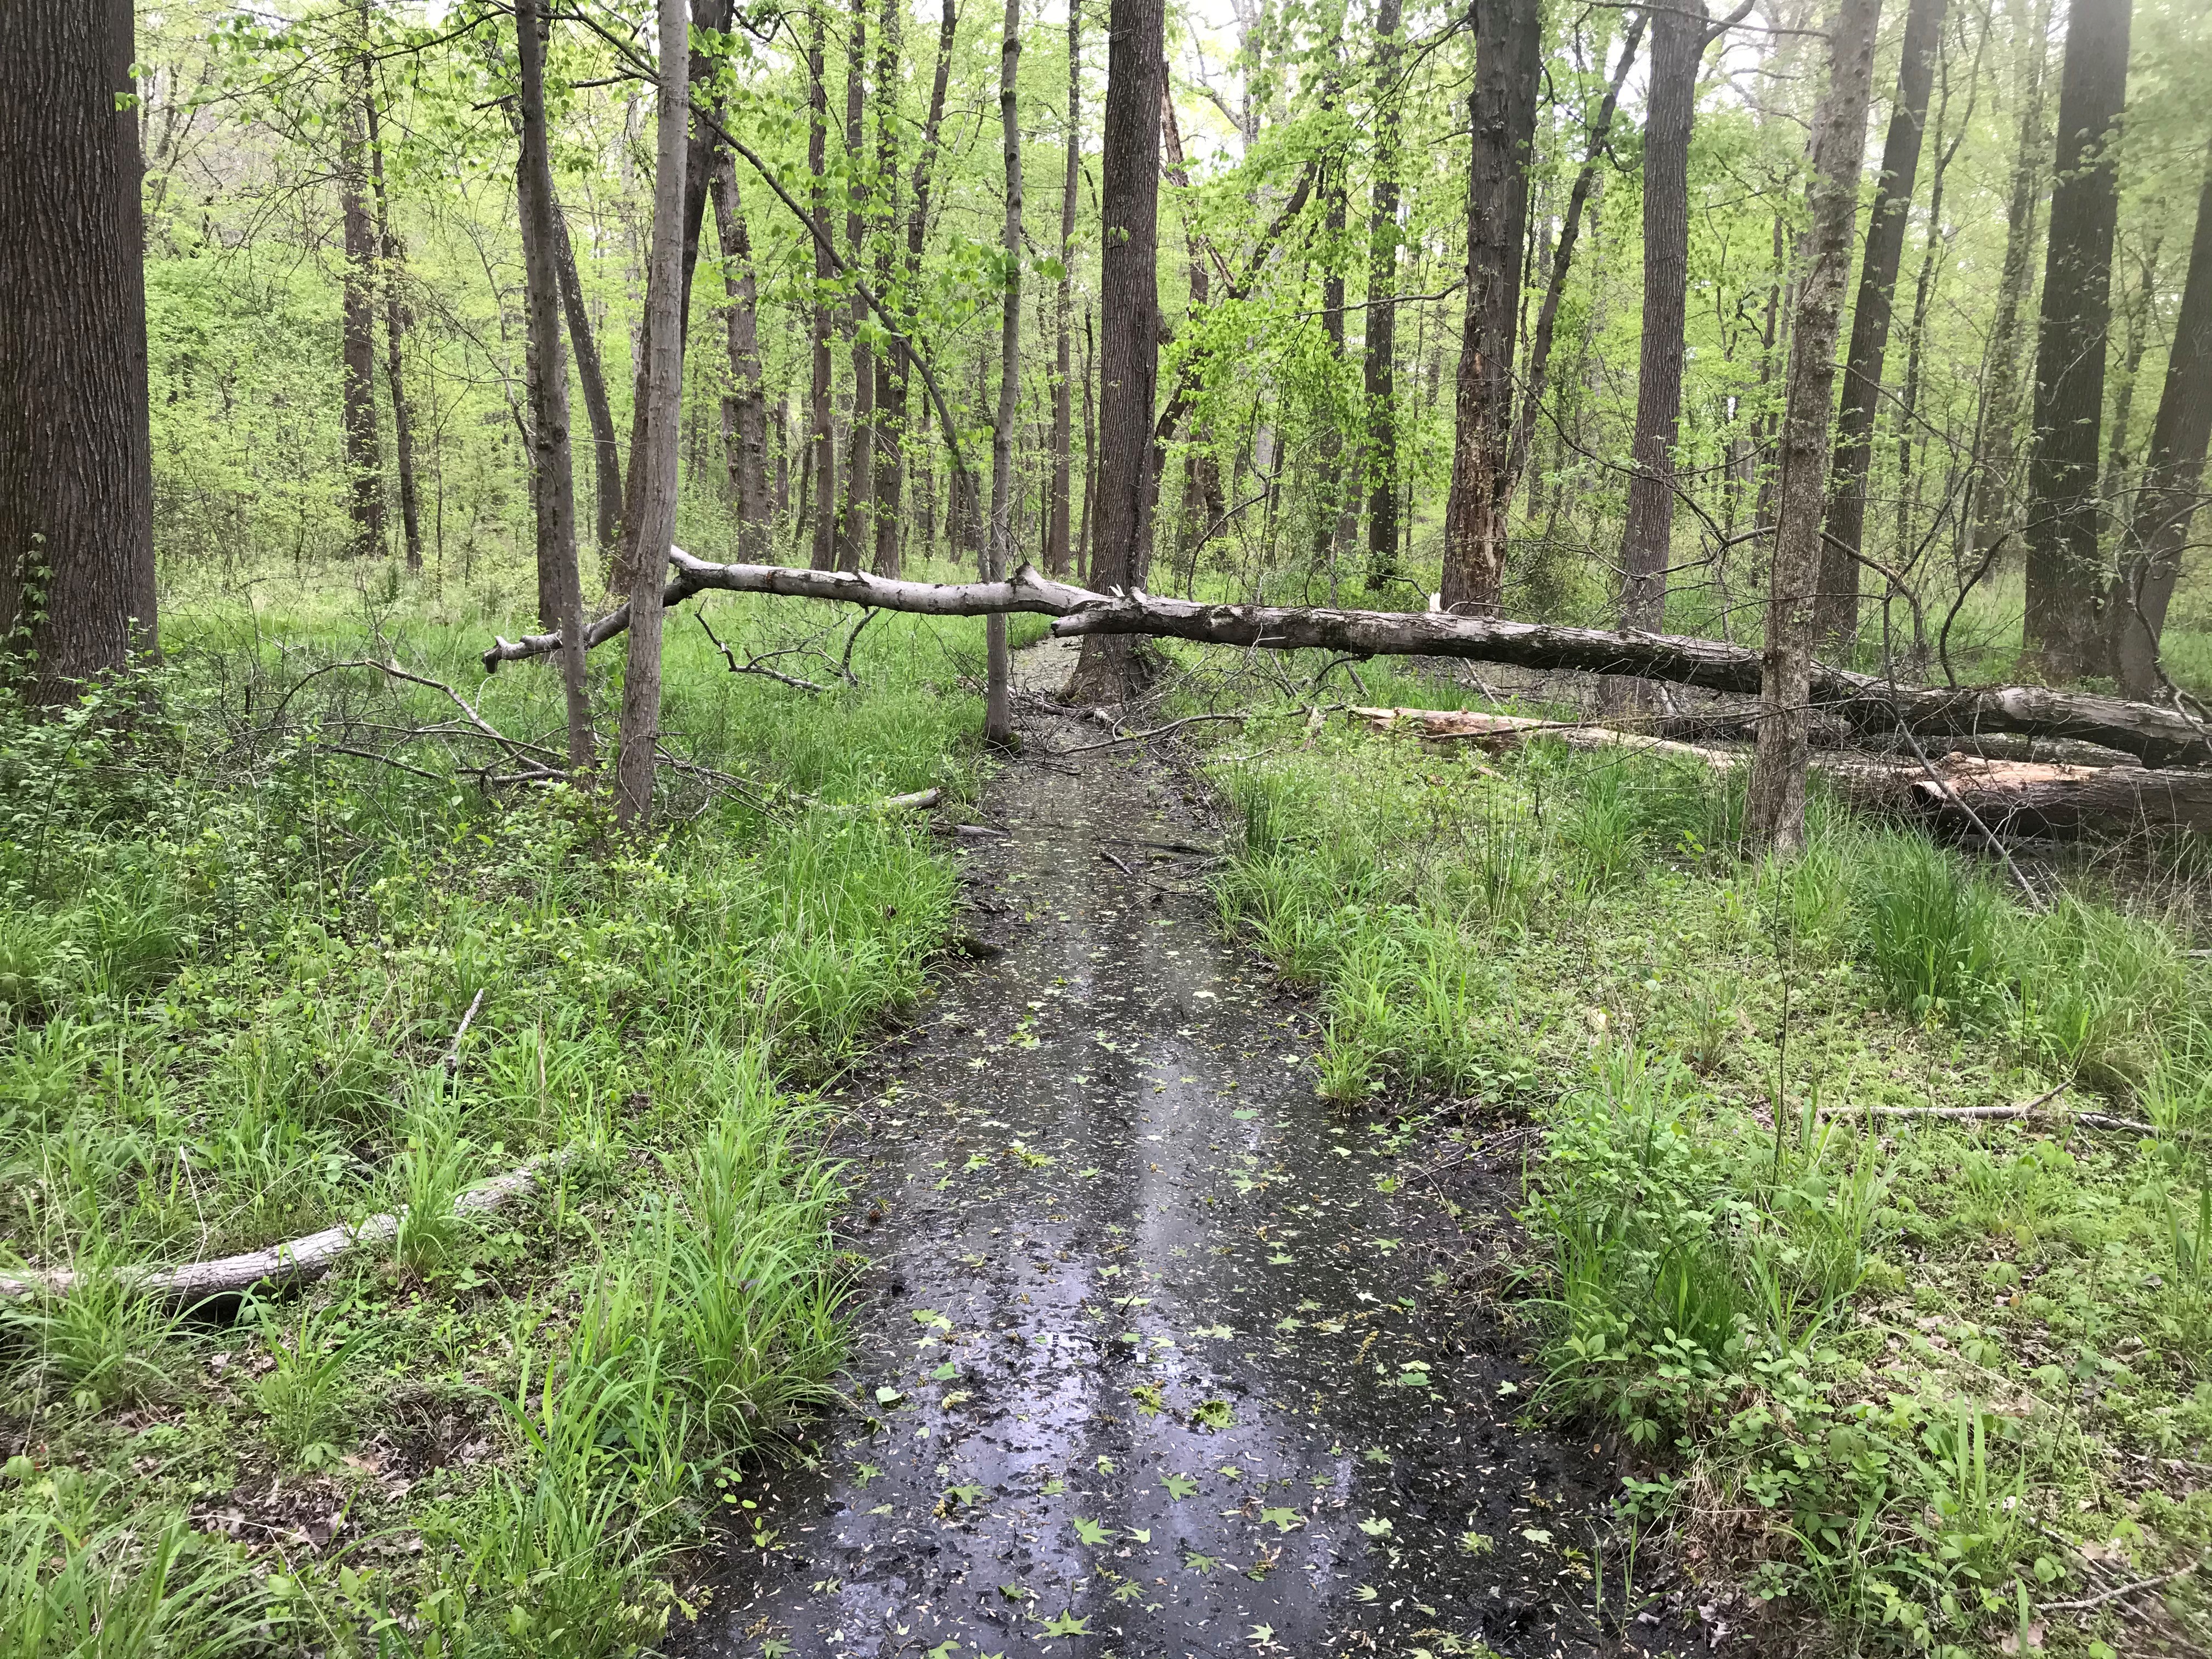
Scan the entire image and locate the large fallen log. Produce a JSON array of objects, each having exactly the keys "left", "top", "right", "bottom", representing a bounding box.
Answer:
[
  {"left": 1353, "top": 706, "right": 2212, "bottom": 836},
  {"left": 480, "top": 551, "right": 2212, "bottom": 770}
]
